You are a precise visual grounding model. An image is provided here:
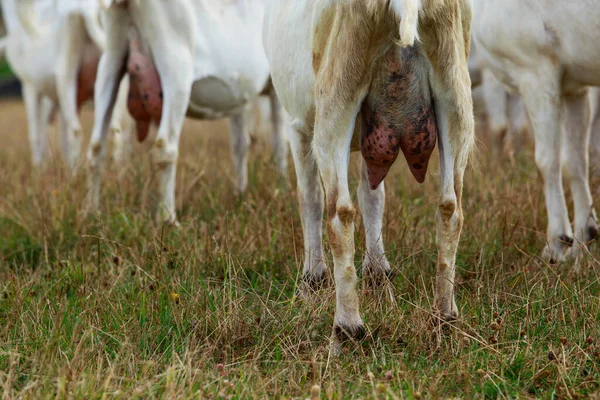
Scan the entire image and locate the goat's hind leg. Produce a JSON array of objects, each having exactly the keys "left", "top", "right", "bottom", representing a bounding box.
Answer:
[
  {"left": 111, "top": 76, "right": 135, "bottom": 170},
  {"left": 85, "top": 7, "right": 130, "bottom": 214},
  {"left": 289, "top": 123, "right": 327, "bottom": 293},
  {"left": 562, "top": 91, "right": 598, "bottom": 256},
  {"left": 358, "top": 157, "right": 392, "bottom": 290},
  {"left": 314, "top": 103, "right": 365, "bottom": 344},
  {"left": 422, "top": 7, "right": 475, "bottom": 321},
  {"left": 143, "top": 23, "right": 195, "bottom": 223},
  {"left": 268, "top": 88, "right": 289, "bottom": 179}
]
